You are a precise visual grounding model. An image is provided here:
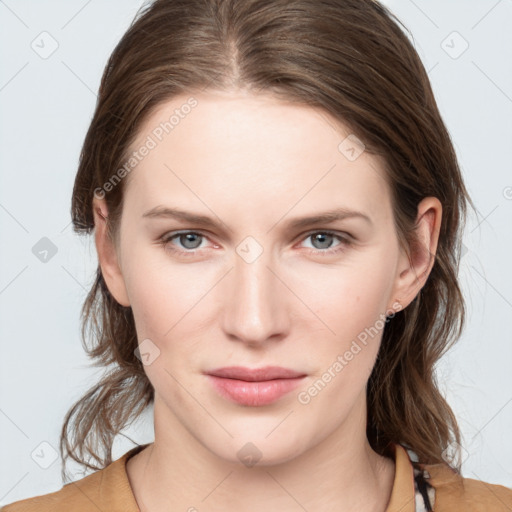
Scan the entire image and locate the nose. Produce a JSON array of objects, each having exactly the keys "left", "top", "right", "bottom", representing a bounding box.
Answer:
[{"left": 221, "top": 248, "right": 290, "bottom": 347}]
